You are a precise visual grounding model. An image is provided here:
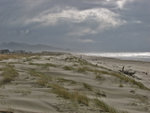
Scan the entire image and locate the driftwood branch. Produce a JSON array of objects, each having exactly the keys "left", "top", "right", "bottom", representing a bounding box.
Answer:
[{"left": 119, "top": 66, "right": 136, "bottom": 76}]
